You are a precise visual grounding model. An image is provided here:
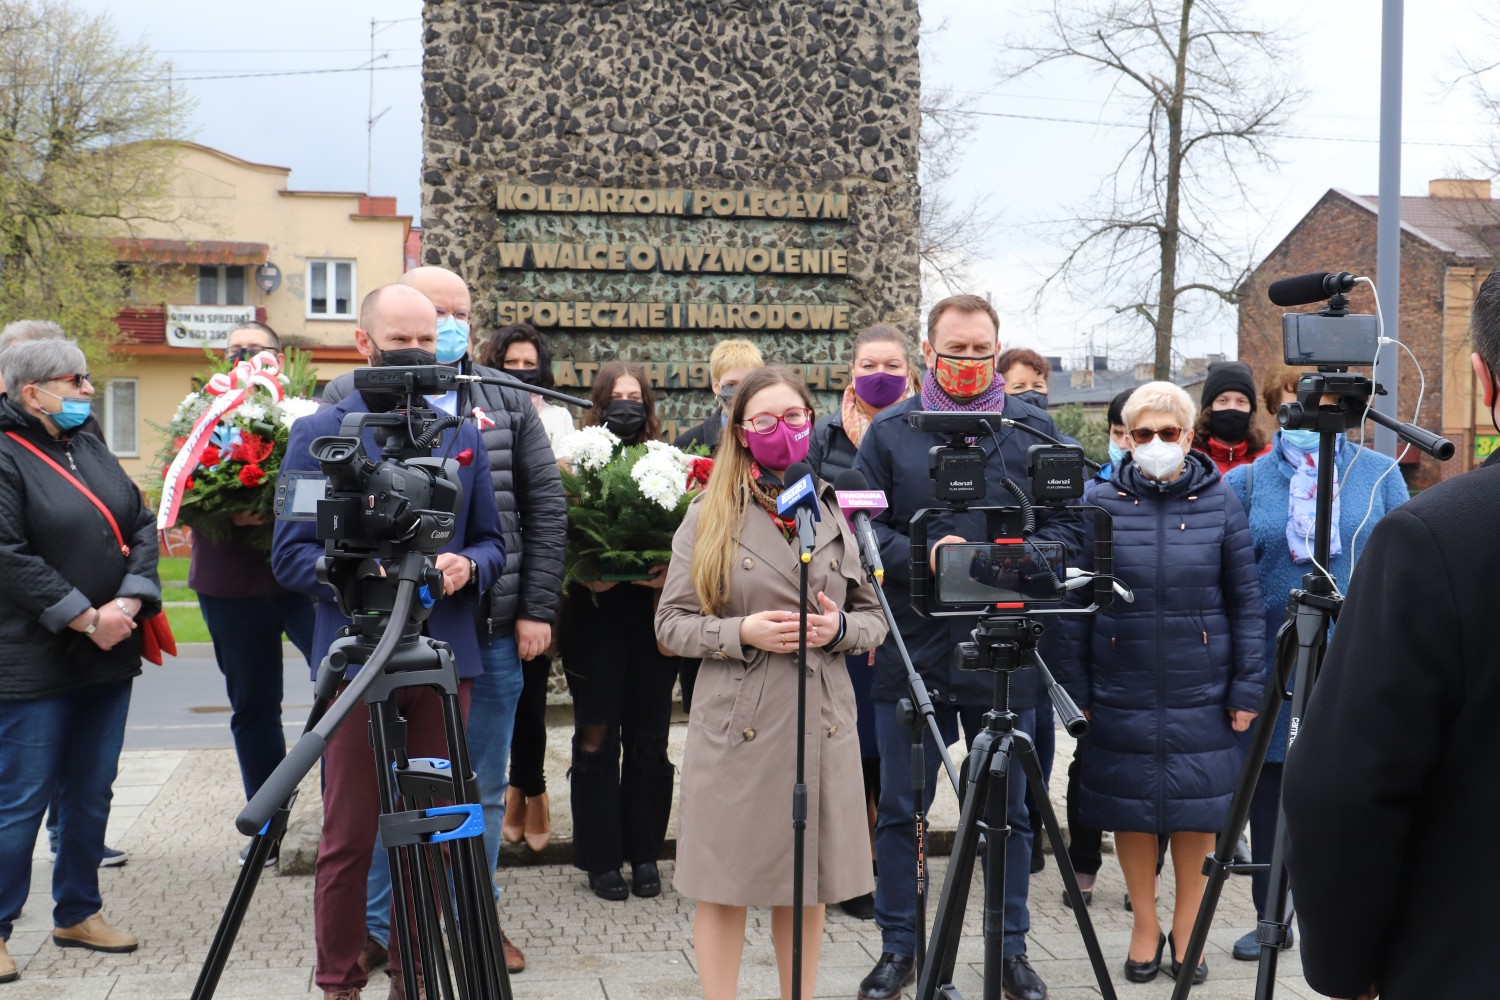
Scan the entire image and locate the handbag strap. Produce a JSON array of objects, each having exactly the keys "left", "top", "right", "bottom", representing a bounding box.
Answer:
[{"left": 4, "top": 431, "right": 130, "bottom": 556}]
